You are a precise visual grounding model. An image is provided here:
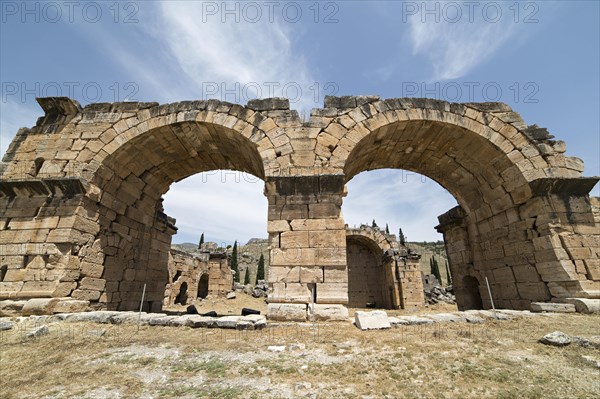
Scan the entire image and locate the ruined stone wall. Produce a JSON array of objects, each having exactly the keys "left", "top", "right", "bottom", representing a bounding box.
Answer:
[
  {"left": 345, "top": 225, "right": 425, "bottom": 310},
  {"left": 1, "top": 96, "right": 598, "bottom": 319},
  {"left": 163, "top": 250, "right": 232, "bottom": 307},
  {"left": 347, "top": 238, "right": 386, "bottom": 308}
]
